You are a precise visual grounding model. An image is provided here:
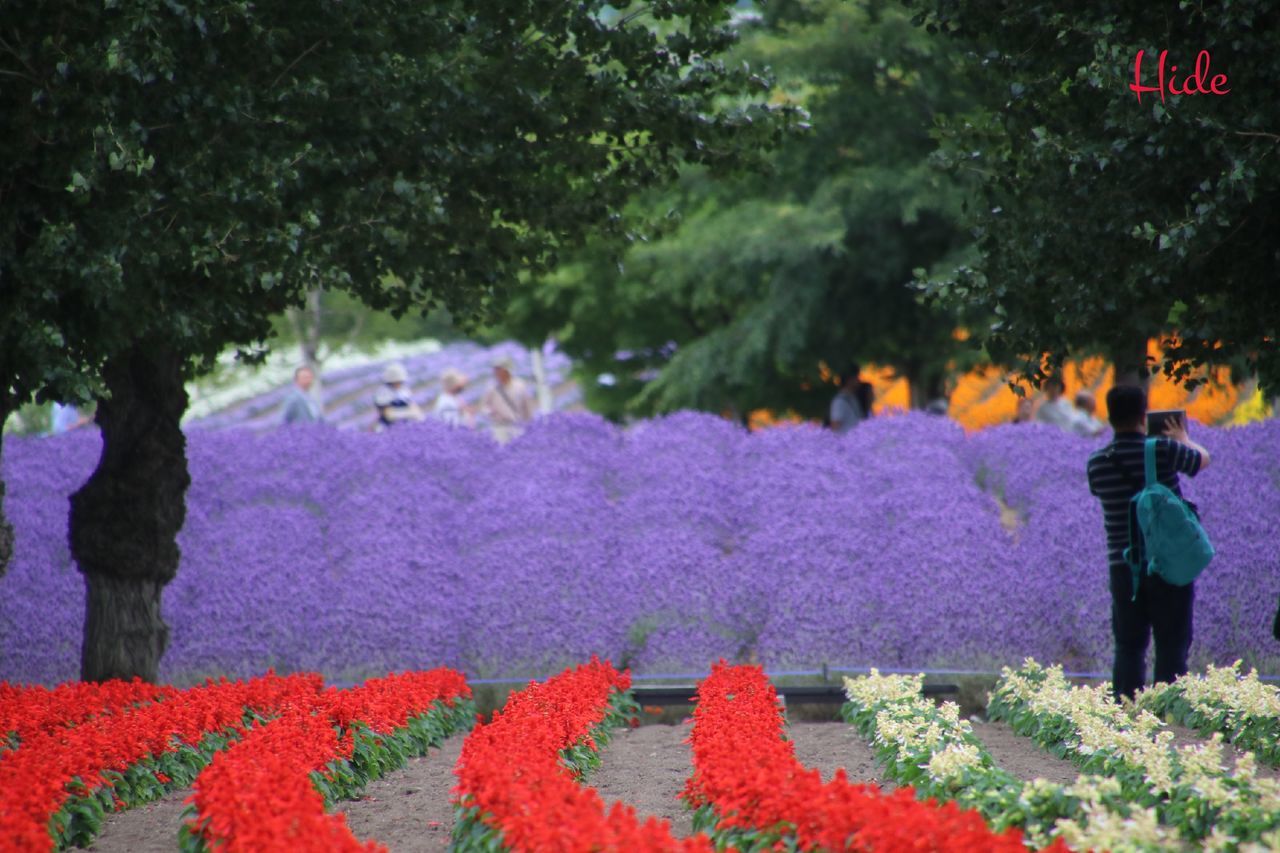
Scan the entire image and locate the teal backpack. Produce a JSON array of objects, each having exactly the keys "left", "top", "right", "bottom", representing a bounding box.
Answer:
[{"left": 1122, "top": 438, "right": 1214, "bottom": 599}]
